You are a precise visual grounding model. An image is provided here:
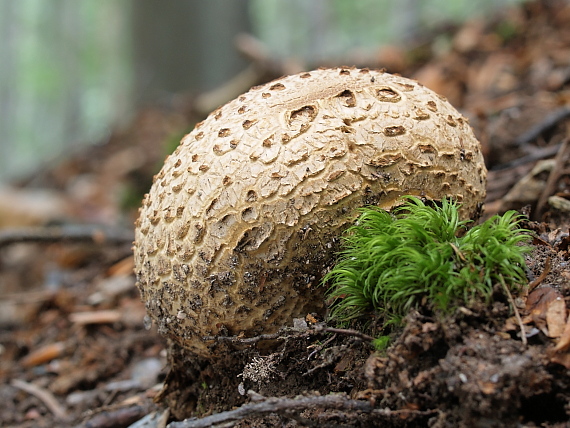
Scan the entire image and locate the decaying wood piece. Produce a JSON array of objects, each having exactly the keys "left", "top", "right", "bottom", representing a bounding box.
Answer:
[{"left": 133, "top": 67, "right": 487, "bottom": 358}]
